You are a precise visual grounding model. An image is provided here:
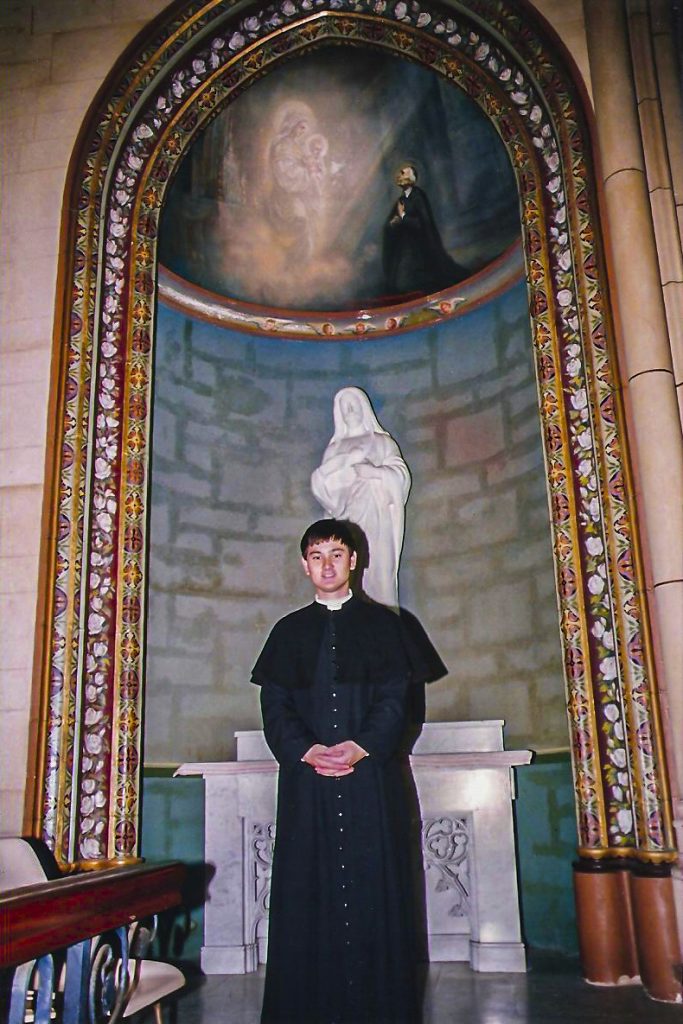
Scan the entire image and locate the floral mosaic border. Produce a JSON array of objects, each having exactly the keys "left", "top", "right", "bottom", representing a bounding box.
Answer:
[{"left": 42, "top": 0, "right": 674, "bottom": 864}]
